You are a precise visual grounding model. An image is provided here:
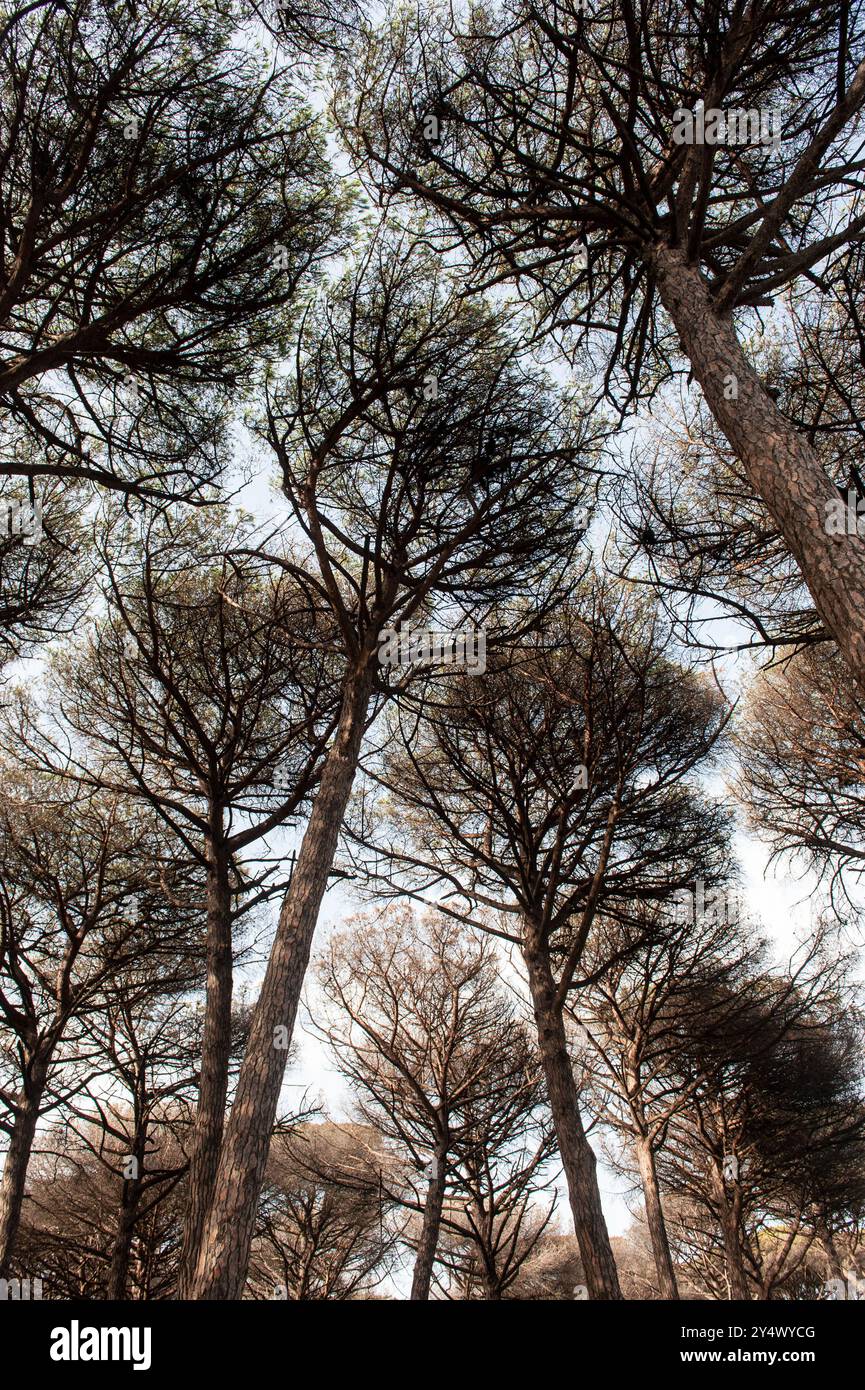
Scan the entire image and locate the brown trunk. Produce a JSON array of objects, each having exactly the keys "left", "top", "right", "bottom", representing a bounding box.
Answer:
[
  {"left": 712, "top": 1167, "right": 750, "bottom": 1300},
  {"left": 634, "top": 1132, "right": 679, "bottom": 1299},
  {"left": 481, "top": 1263, "right": 503, "bottom": 1300},
  {"left": 409, "top": 1149, "right": 447, "bottom": 1301},
  {"left": 190, "top": 667, "right": 373, "bottom": 1300},
  {"left": 650, "top": 242, "right": 865, "bottom": 692},
  {"left": 819, "top": 1223, "right": 844, "bottom": 1281},
  {"left": 106, "top": 1189, "right": 140, "bottom": 1300},
  {"left": 721, "top": 1210, "right": 750, "bottom": 1300},
  {"left": 523, "top": 937, "right": 622, "bottom": 1300},
  {"left": 0, "top": 1056, "right": 47, "bottom": 1277},
  {"left": 176, "top": 822, "right": 233, "bottom": 1297}
]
